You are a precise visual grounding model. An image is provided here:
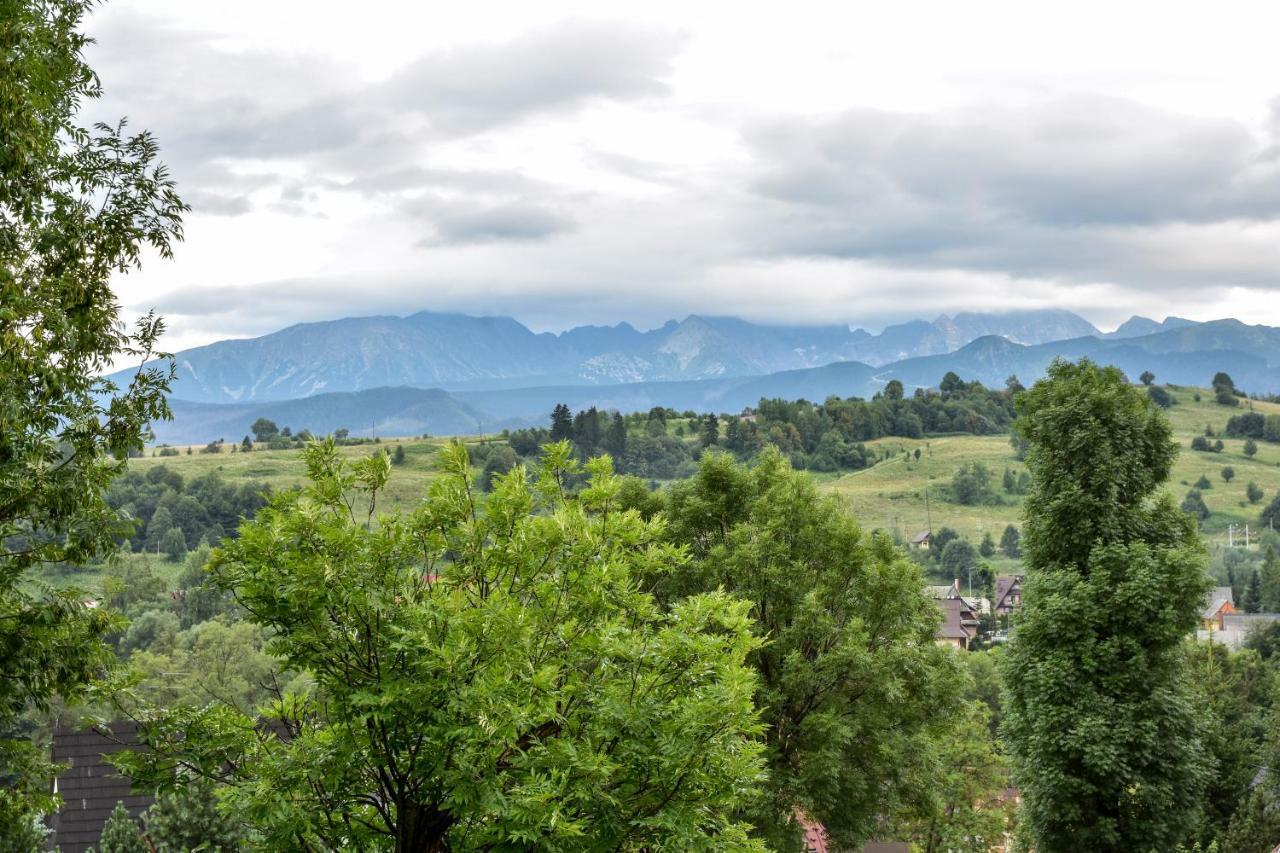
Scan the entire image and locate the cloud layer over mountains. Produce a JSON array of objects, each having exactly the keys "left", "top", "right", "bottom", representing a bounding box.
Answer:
[{"left": 87, "top": 2, "right": 1280, "bottom": 350}]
